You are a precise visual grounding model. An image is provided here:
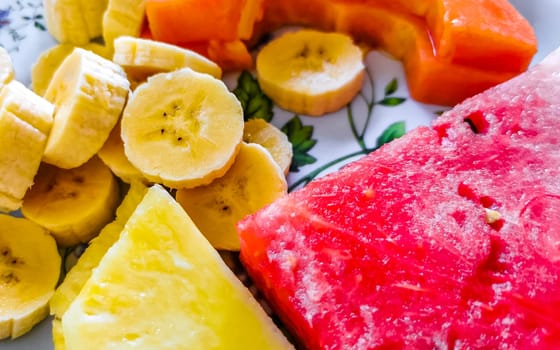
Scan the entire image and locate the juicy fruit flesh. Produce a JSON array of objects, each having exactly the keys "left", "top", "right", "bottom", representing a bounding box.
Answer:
[
  {"left": 238, "top": 50, "right": 560, "bottom": 348},
  {"left": 61, "top": 185, "right": 293, "bottom": 349}
]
